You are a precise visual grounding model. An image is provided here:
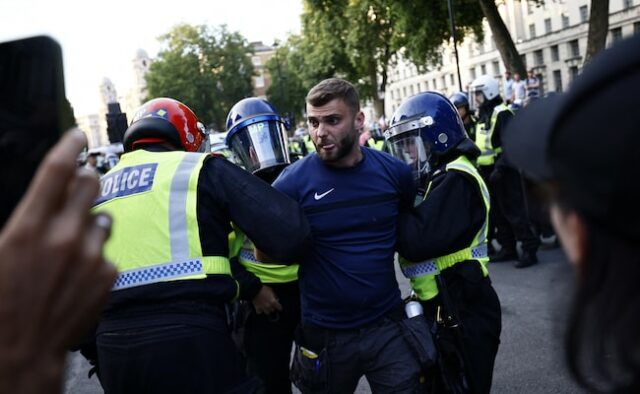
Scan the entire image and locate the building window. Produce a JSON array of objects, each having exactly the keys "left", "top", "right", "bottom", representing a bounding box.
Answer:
[
  {"left": 403, "top": 86, "right": 407, "bottom": 97},
  {"left": 449, "top": 74, "right": 455, "bottom": 86},
  {"left": 492, "top": 60, "right": 500, "bottom": 76},
  {"left": 409, "top": 85, "right": 415, "bottom": 96},
  {"left": 534, "top": 49, "right": 544, "bottom": 66},
  {"left": 251, "top": 56, "right": 261, "bottom": 66},
  {"left": 529, "top": 23, "right": 536, "bottom": 39},
  {"left": 569, "top": 39, "right": 580, "bottom": 57},
  {"left": 390, "top": 90, "right": 395, "bottom": 100},
  {"left": 551, "top": 45, "right": 560, "bottom": 61},
  {"left": 469, "top": 68, "right": 476, "bottom": 81},
  {"left": 432, "top": 78, "right": 437, "bottom": 89},
  {"left": 624, "top": 0, "right": 633, "bottom": 9},
  {"left": 562, "top": 14, "right": 570, "bottom": 29},
  {"left": 545, "top": 18, "right": 552, "bottom": 34},
  {"left": 611, "top": 27, "right": 623, "bottom": 42},
  {"left": 416, "top": 83, "right": 421, "bottom": 93},
  {"left": 254, "top": 76, "right": 265, "bottom": 88},
  {"left": 569, "top": 66, "right": 579, "bottom": 82},
  {"left": 521, "top": 54, "right": 528, "bottom": 69},
  {"left": 580, "top": 5, "right": 588, "bottom": 23},
  {"left": 635, "top": 22, "right": 640, "bottom": 35},
  {"left": 441, "top": 76, "right": 447, "bottom": 89},
  {"left": 424, "top": 81, "right": 430, "bottom": 91},
  {"left": 527, "top": 2, "right": 533, "bottom": 14},
  {"left": 480, "top": 64, "right": 487, "bottom": 75},
  {"left": 553, "top": 70, "right": 563, "bottom": 92}
]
